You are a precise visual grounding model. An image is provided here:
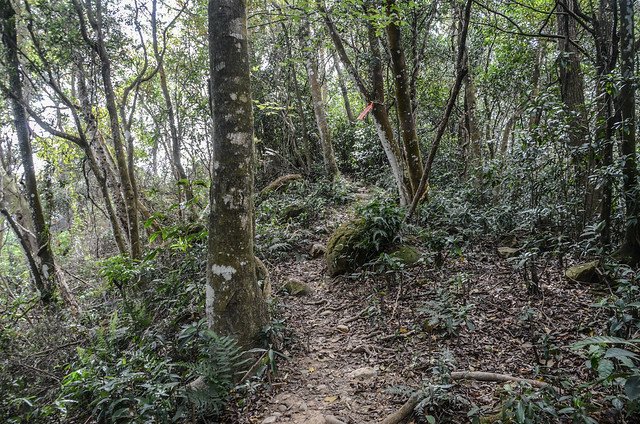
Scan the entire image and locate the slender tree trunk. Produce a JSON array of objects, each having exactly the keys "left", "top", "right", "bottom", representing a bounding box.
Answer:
[
  {"left": 557, "top": 0, "right": 591, "bottom": 228},
  {"left": 320, "top": 2, "right": 409, "bottom": 204},
  {"left": 616, "top": 0, "right": 639, "bottom": 261},
  {"left": 594, "top": 0, "right": 618, "bottom": 248},
  {"left": 1, "top": 0, "right": 55, "bottom": 303},
  {"left": 368, "top": 23, "right": 410, "bottom": 204},
  {"left": 207, "top": 0, "right": 267, "bottom": 348},
  {"left": 75, "top": 67, "right": 129, "bottom": 255},
  {"left": 74, "top": 0, "right": 142, "bottom": 258},
  {"left": 151, "top": 0, "right": 194, "bottom": 216},
  {"left": 303, "top": 23, "right": 339, "bottom": 179},
  {"left": 386, "top": 0, "right": 424, "bottom": 195},
  {"left": 281, "top": 22, "right": 312, "bottom": 172},
  {"left": 333, "top": 52, "right": 355, "bottom": 123}
]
